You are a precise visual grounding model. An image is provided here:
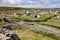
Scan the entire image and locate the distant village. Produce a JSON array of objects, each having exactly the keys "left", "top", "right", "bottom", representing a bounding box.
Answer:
[{"left": 0, "top": 8, "right": 60, "bottom": 19}]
